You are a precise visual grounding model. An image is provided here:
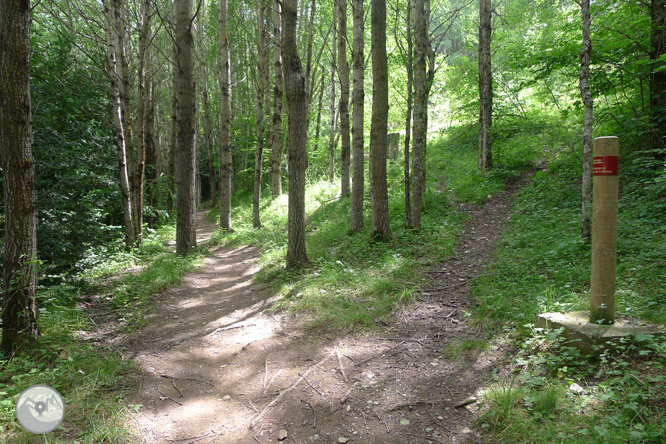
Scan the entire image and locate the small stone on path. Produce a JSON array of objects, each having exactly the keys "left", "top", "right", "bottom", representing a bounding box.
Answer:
[{"left": 277, "top": 429, "right": 288, "bottom": 441}]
